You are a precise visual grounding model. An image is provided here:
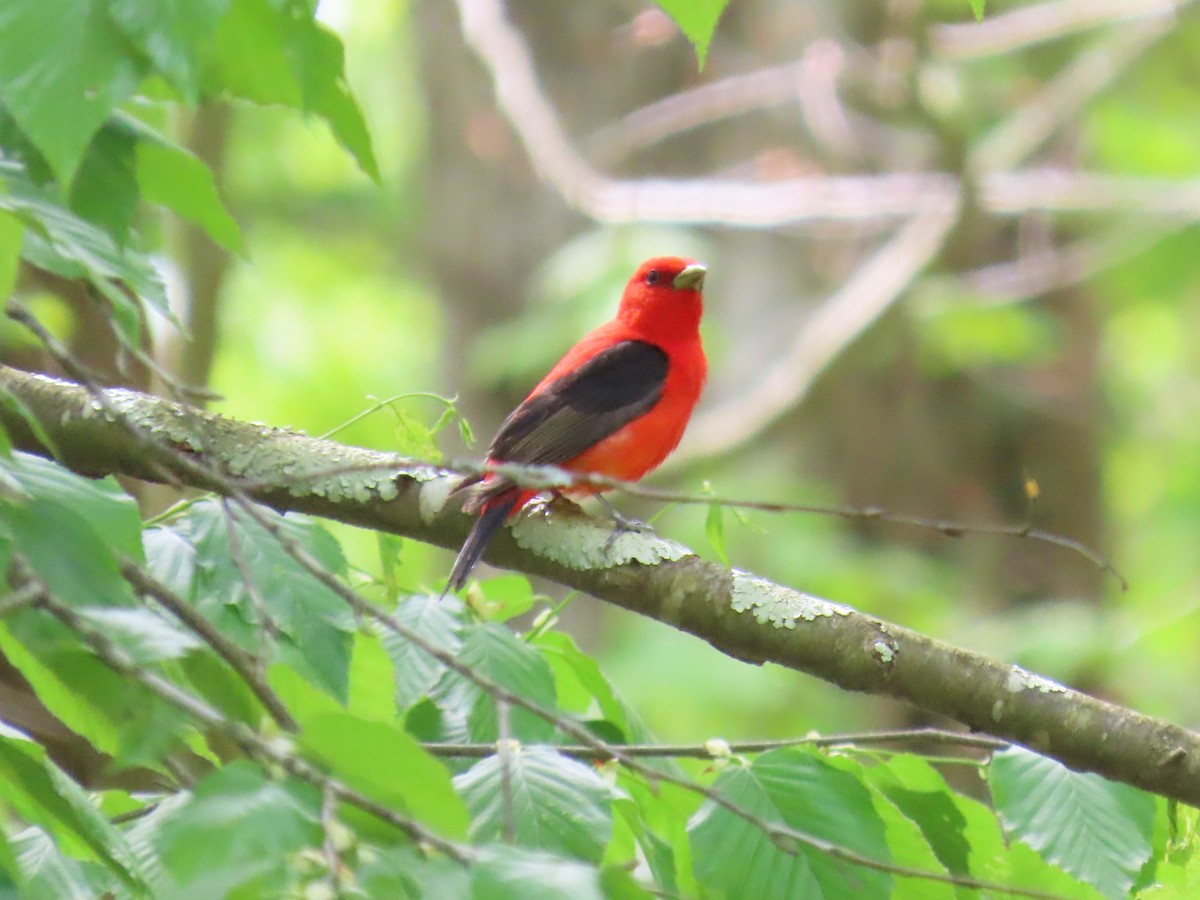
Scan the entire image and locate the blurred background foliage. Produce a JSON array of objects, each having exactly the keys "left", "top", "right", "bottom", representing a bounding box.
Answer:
[{"left": 9, "top": 0, "right": 1200, "bottom": 747}]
